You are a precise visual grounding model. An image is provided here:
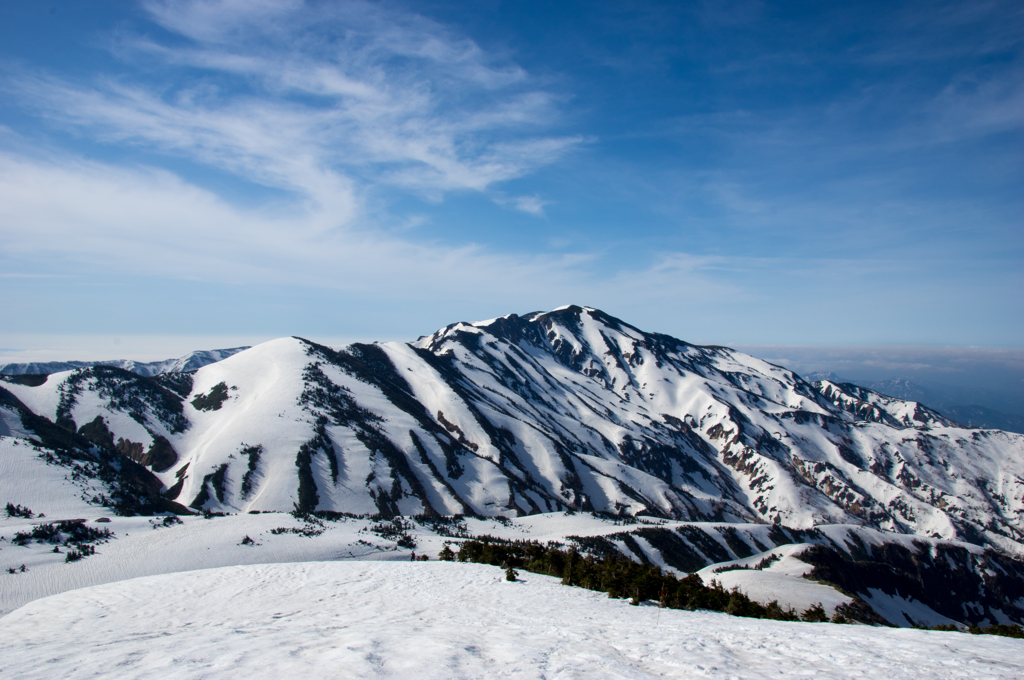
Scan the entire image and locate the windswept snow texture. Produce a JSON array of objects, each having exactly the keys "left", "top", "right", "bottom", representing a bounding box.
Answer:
[
  {"left": 0, "top": 437, "right": 107, "bottom": 519},
  {"left": 2, "top": 562, "right": 1022, "bottom": 680},
  {"left": 5, "top": 306, "right": 1024, "bottom": 555},
  {"left": 0, "top": 347, "right": 248, "bottom": 377}
]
